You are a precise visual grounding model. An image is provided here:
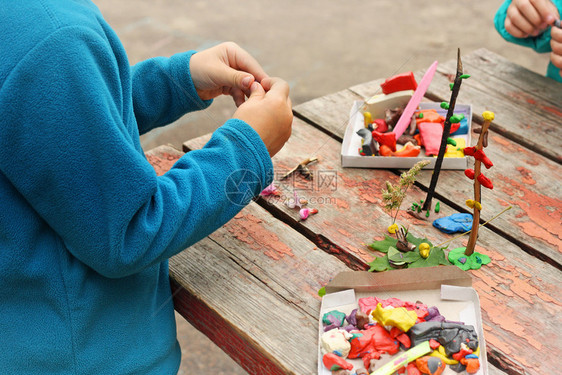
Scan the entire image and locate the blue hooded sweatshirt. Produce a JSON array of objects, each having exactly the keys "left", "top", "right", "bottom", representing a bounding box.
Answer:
[
  {"left": 0, "top": 1, "right": 273, "bottom": 374},
  {"left": 494, "top": 0, "right": 562, "bottom": 82}
]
